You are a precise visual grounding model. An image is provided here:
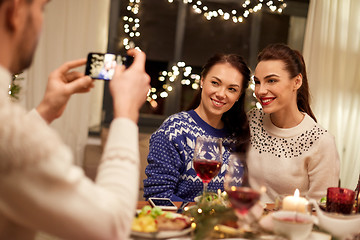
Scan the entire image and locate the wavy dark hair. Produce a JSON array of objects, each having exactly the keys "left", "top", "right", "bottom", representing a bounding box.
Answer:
[
  {"left": 187, "top": 53, "right": 251, "bottom": 153},
  {"left": 257, "top": 43, "right": 317, "bottom": 122}
]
